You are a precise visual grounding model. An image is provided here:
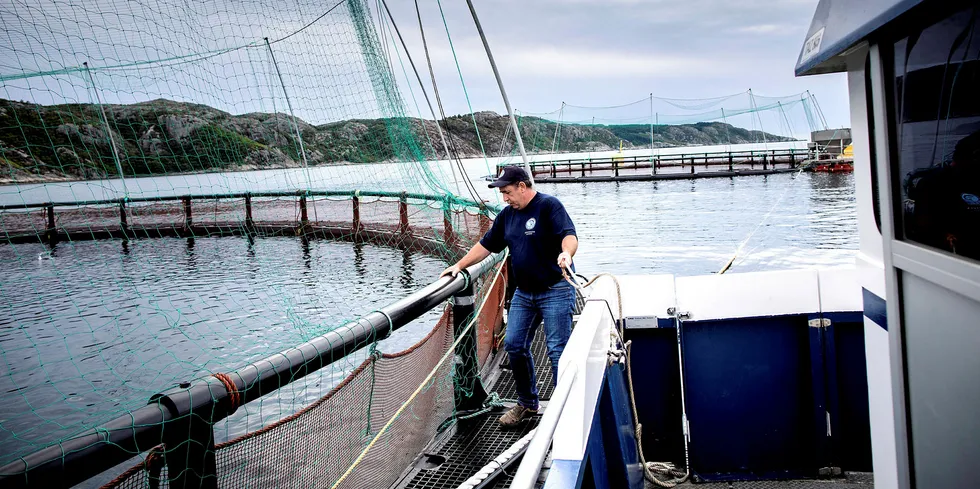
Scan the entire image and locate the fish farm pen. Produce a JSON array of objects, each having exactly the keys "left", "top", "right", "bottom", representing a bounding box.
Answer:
[{"left": 499, "top": 147, "right": 811, "bottom": 183}]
